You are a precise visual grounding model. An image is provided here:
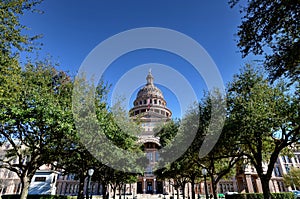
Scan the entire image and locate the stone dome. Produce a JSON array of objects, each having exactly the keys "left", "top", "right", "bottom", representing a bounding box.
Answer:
[
  {"left": 130, "top": 69, "right": 171, "bottom": 118},
  {"left": 136, "top": 70, "right": 164, "bottom": 100}
]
